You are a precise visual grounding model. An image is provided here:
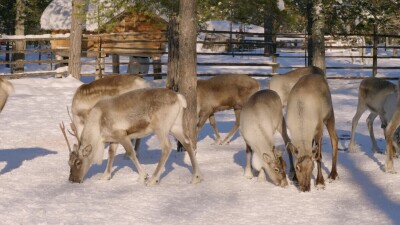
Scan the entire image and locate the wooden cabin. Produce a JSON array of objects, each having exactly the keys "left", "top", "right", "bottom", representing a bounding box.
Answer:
[{"left": 40, "top": 0, "right": 167, "bottom": 74}]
